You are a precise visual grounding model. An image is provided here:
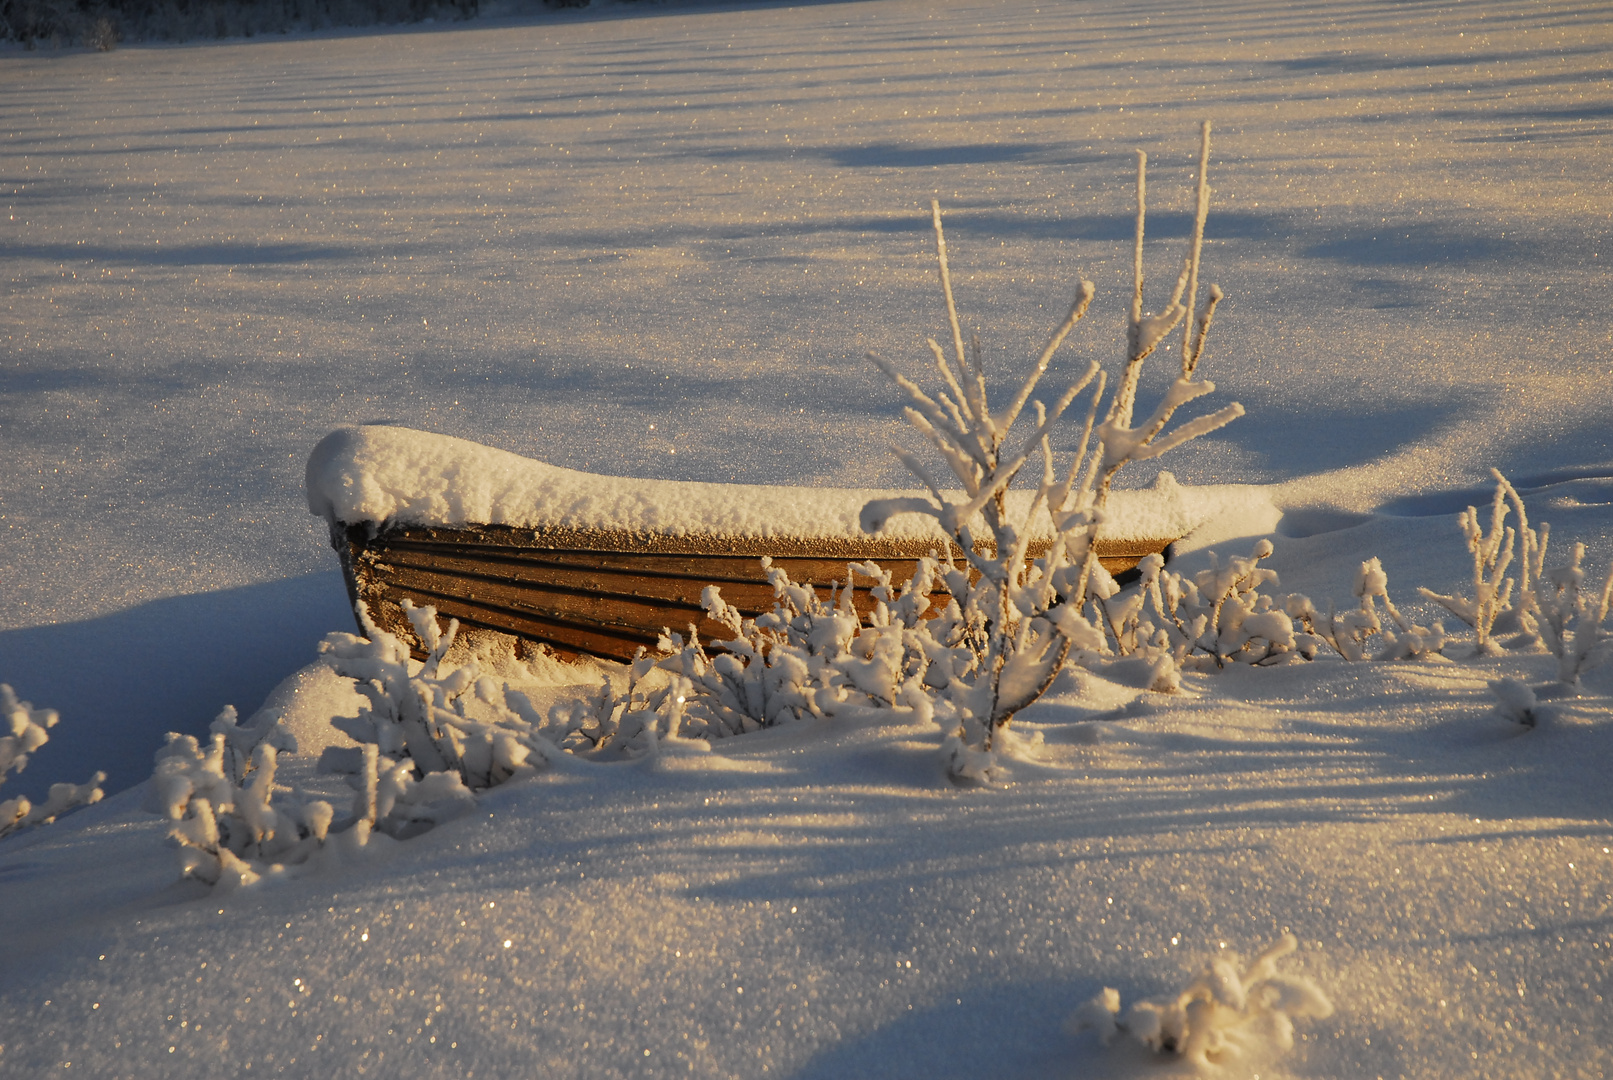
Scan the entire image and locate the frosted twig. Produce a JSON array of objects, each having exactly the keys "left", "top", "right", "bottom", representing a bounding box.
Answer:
[
  {"left": 1091, "top": 123, "right": 1237, "bottom": 509},
  {"left": 1180, "top": 119, "right": 1214, "bottom": 378},
  {"left": 1417, "top": 472, "right": 1519, "bottom": 654}
]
